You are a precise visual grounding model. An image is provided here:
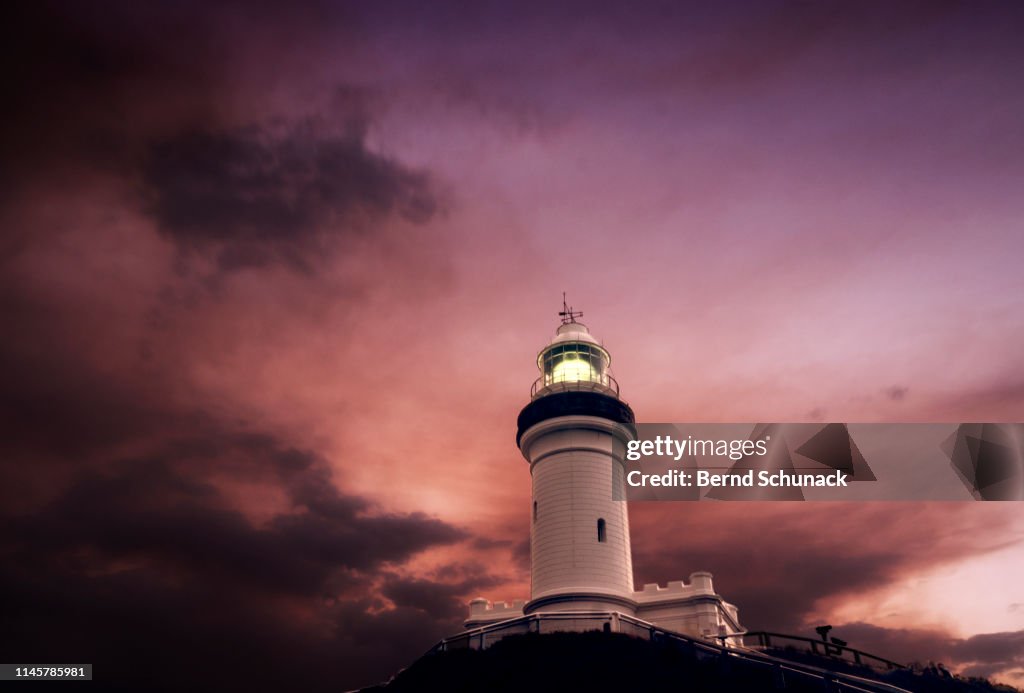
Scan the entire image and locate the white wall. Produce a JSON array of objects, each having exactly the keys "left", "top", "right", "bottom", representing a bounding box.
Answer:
[{"left": 525, "top": 421, "right": 634, "bottom": 601}]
